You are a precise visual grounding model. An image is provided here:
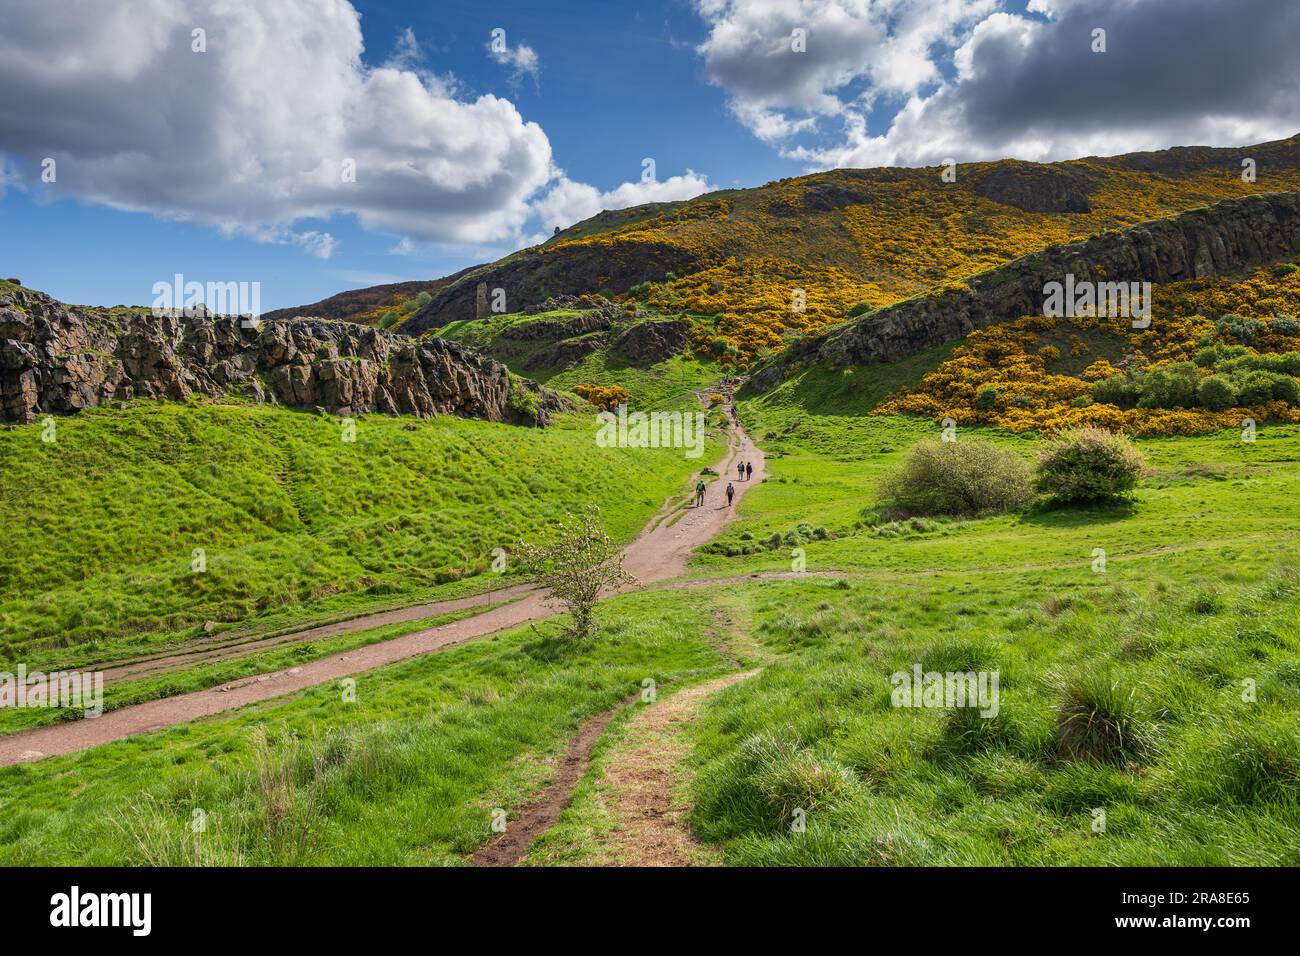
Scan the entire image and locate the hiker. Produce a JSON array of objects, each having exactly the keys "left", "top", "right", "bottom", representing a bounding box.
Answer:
[
  {"left": 738, "top": 461, "right": 745, "bottom": 480},
  {"left": 695, "top": 479, "right": 706, "bottom": 507},
  {"left": 725, "top": 482, "right": 735, "bottom": 507},
  {"left": 746, "top": 461, "right": 753, "bottom": 481}
]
